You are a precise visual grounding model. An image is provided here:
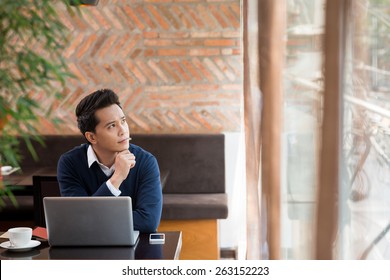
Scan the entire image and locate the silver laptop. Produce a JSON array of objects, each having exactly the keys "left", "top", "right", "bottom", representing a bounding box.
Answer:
[{"left": 43, "top": 197, "right": 140, "bottom": 247}]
